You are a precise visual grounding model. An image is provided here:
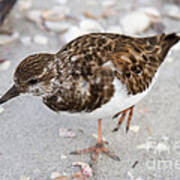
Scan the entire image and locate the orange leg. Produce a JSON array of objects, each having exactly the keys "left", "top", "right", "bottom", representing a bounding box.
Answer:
[
  {"left": 70, "top": 119, "right": 120, "bottom": 164},
  {"left": 113, "top": 106, "right": 134, "bottom": 133}
]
